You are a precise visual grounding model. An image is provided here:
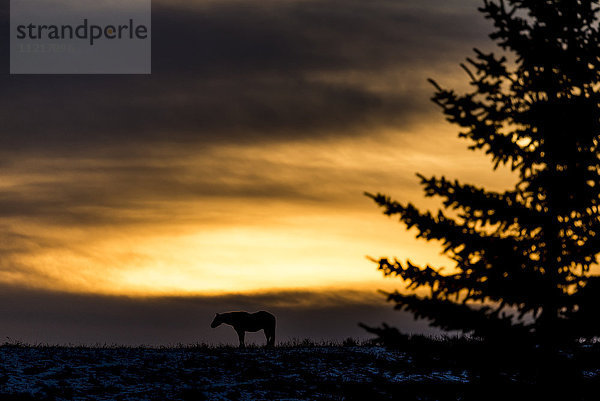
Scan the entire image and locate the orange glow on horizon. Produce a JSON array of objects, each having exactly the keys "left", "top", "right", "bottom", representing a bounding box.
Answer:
[{"left": 2, "top": 125, "right": 518, "bottom": 298}]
